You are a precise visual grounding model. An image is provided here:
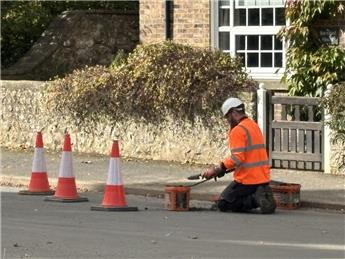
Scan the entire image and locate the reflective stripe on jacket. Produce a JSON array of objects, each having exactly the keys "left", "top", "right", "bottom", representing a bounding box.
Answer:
[{"left": 223, "top": 117, "right": 270, "bottom": 185}]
